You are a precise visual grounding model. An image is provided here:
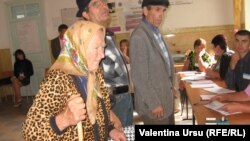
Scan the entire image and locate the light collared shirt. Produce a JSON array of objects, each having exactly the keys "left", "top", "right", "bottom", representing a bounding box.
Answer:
[{"left": 245, "top": 84, "right": 250, "bottom": 96}]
